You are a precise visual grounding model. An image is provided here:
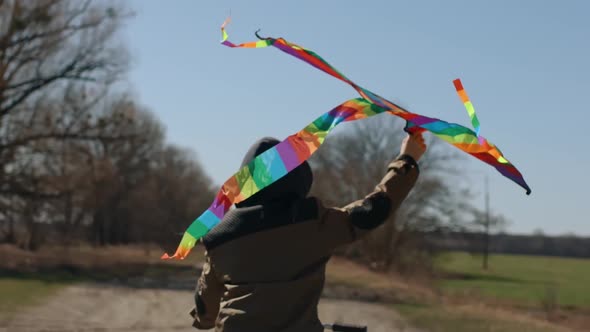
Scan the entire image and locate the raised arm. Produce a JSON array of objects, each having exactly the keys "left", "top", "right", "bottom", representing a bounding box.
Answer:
[{"left": 316, "top": 133, "right": 427, "bottom": 249}]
